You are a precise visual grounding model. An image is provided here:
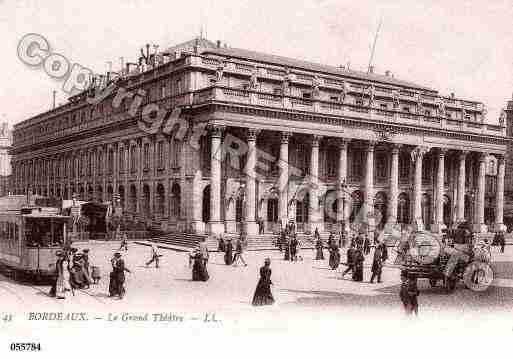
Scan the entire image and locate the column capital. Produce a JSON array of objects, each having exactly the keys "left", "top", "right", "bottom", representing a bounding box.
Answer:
[
  {"left": 208, "top": 125, "right": 225, "bottom": 138},
  {"left": 280, "top": 131, "right": 292, "bottom": 144},
  {"left": 335, "top": 137, "right": 351, "bottom": 149},
  {"left": 390, "top": 143, "right": 402, "bottom": 154},
  {"left": 410, "top": 146, "right": 429, "bottom": 162},
  {"left": 458, "top": 150, "right": 469, "bottom": 160},
  {"left": 477, "top": 152, "right": 489, "bottom": 163},
  {"left": 246, "top": 128, "right": 260, "bottom": 141},
  {"left": 311, "top": 135, "right": 322, "bottom": 147},
  {"left": 366, "top": 140, "right": 377, "bottom": 152},
  {"left": 496, "top": 153, "right": 506, "bottom": 163},
  {"left": 437, "top": 147, "right": 448, "bottom": 157}
]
